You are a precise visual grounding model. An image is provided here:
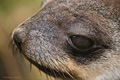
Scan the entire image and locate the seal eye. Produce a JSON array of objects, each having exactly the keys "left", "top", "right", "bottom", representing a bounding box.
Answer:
[{"left": 68, "top": 35, "right": 94, "bottom": 51}]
